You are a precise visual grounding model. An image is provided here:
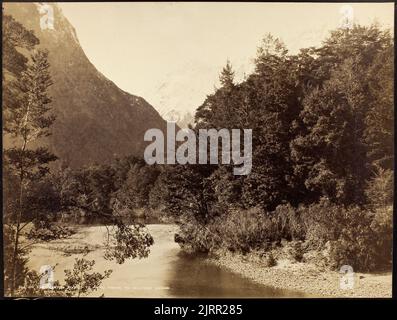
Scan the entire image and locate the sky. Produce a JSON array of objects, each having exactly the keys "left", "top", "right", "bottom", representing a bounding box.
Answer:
[{"left": 59, "top": 2, "right": 394, "bottom": 116}]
